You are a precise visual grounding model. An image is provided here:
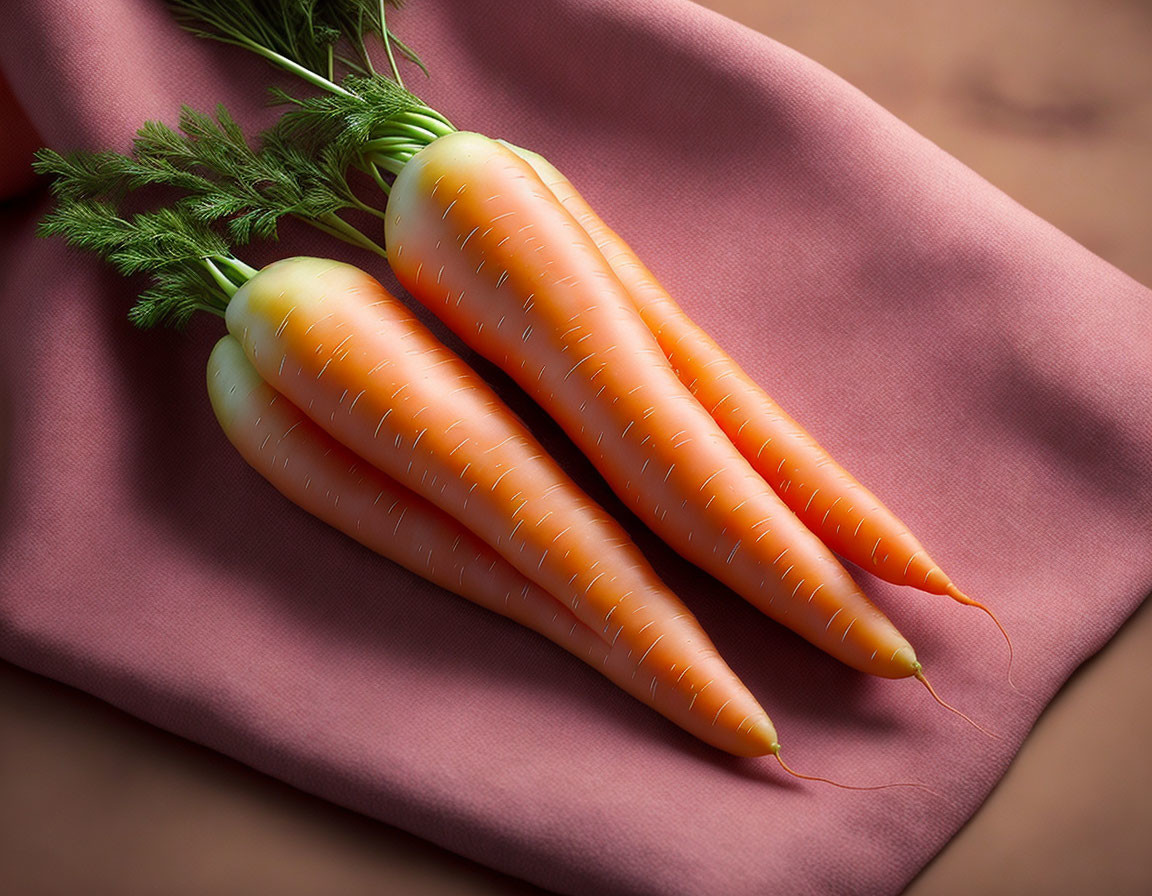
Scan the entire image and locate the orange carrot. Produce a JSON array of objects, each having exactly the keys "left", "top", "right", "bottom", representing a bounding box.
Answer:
[
  {"left": 384, "top": 132, "right": 920, "bottom": 681},
  {"left": 207, "top": 333, "right": 777, "bottom": 755},
  {"left": 504, "top": 144, "right": 1011, "bottom": 655},
  {"left": 226, "top": 256, "right": 780, "bottom": 755}
]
